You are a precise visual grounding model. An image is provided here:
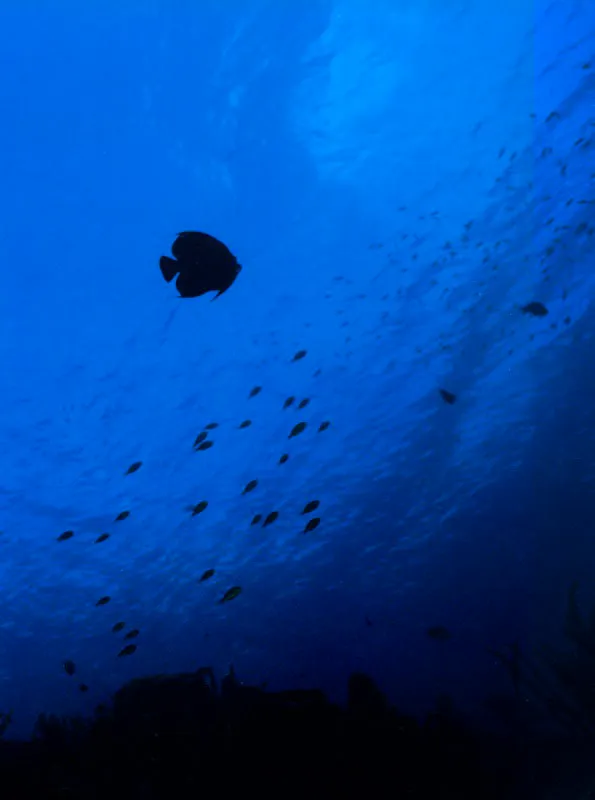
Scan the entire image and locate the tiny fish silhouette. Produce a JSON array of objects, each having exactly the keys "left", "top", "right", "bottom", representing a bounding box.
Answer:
[
  {"left": 292, "top": 350, "right": 307, "bottom": 362},
  {"left": 279, "top": 453, "right": 289, "bottom": 464},
  {"left": 289, "top": 422, "right": 306, "bottom": 438},
  {"left": 318, "top": 421, "right": 330, "bottom": 432},
  {"left": 298, "top": 398, "right": 310, "bottom": 409},
  {"left": 242, "top": 480, "right": 258, "bottom": 495},
  {"left": 426, "top": 625, "right": 451, "bottom": 641},
  {"left": 283, "top": 397, "right": 295, "bottom": 409},
  {"left": 303, "top": 517, "right": 320, "bottom": 533},
  {"left": 79, "top": 683, "right": 89, "bottom": 692},
  {"left": 521, "top": 301, "right": 548, "bottom": 317},
  {"left": 57, "top": 531, "right": 74, "bottom": 542},
  {"left": 96, "top": 596, "right": 111, "bottom": 606},
  {"left": 160, "top": 231, "right": 242, "bottom": 299},
  {"left": 125, "top": 462, "right": 142, "bottom": 475},
  {"left": 239, "top": 420, "right": 252, "bottom": 429},
  {"left": 439, "top": 389, "right": 456, "bottom": 405},
  {"left": 118, "top": 644, "right": 137, "bottom": 657},
  {"left": 115, "top": 511, "right": 130, "bottom": 522},
  {"left": 193, "top": 432, "right": 208, "bottom": 448},
  {"left": 249, "top": 386, "right": 262, "bottom": 398},
  {"left": 124, "top": 629, "right": 139, "bottom": 640},
  {"left": 190, "top": 501, "right": 208, "bottom": 516},
  {"left": 263, "top": 511, "right": 279, "bottom": 527},
  {"left": 112, "top": 622, "right": 125, "bottom": 633},
  {"left": 301, "top": 500, "right": 320, "bottom": 514},
  {"left": 219, "top": 586, "right": 242, "bottom": 604},
  {"left": 205, "top": 422, "right": 219, "bottom": 430},
  {"left": 199, "top": 569, "right": 215, "bottom": 582},
  {"left": 197, "top": 440, "right": 214, "bottom": 451},
  {"left": 95, "top": 533, "right": 110, "bottom": 544},
  {"left": 63, "top": 660, "right": 76, "bottom": 676},
  {"left": 251, "top": 514, "right": 262, "bottom": 525}
]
